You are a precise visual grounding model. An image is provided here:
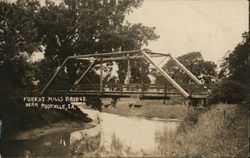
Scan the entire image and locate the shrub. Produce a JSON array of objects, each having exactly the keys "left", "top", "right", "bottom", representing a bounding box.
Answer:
[
  {"left": 209, "top": 80, "right": 247, "bottom": 104},
  {"left": 177, "top": 107, "right": 201, "bottom": 134}
]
